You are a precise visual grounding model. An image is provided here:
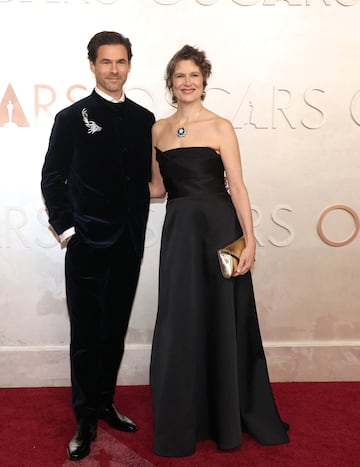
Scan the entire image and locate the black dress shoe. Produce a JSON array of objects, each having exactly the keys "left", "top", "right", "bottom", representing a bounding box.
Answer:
[
  {"left": 98, "top": 404, "right": 137, "bottom": 432},
  {"left": 67, "top": 421, "right": 97, "bottom": 461}
]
